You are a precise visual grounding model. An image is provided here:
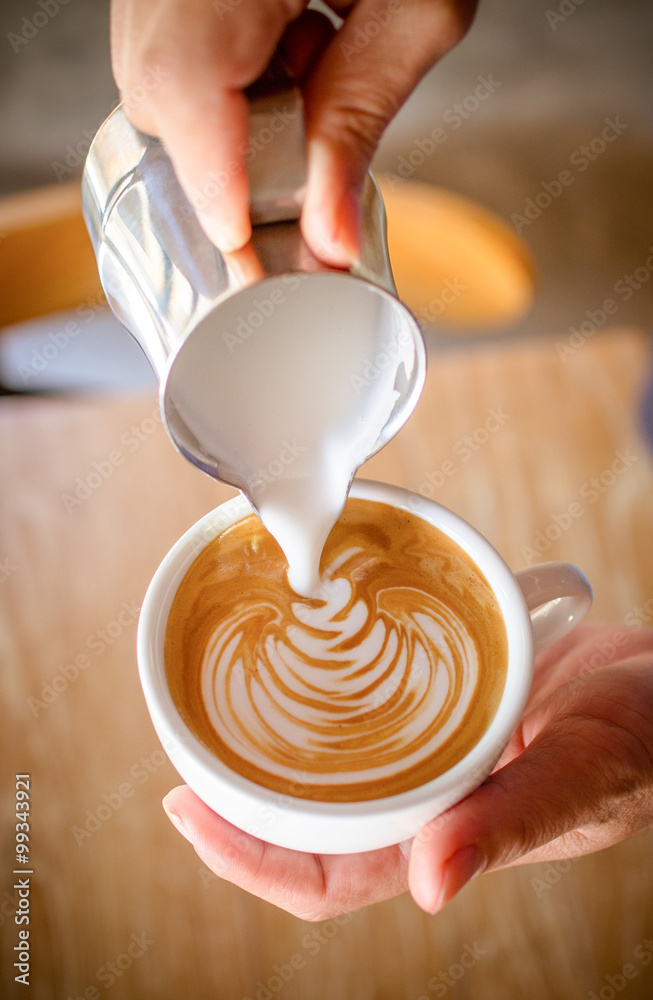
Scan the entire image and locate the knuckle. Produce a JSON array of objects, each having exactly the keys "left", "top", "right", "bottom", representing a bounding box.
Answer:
[
  {"left": 322, "top": 88, "right": 392, "bottom": 161},
  {"left": 483, "top": 776, "right": 557, "bottom": 863}
]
